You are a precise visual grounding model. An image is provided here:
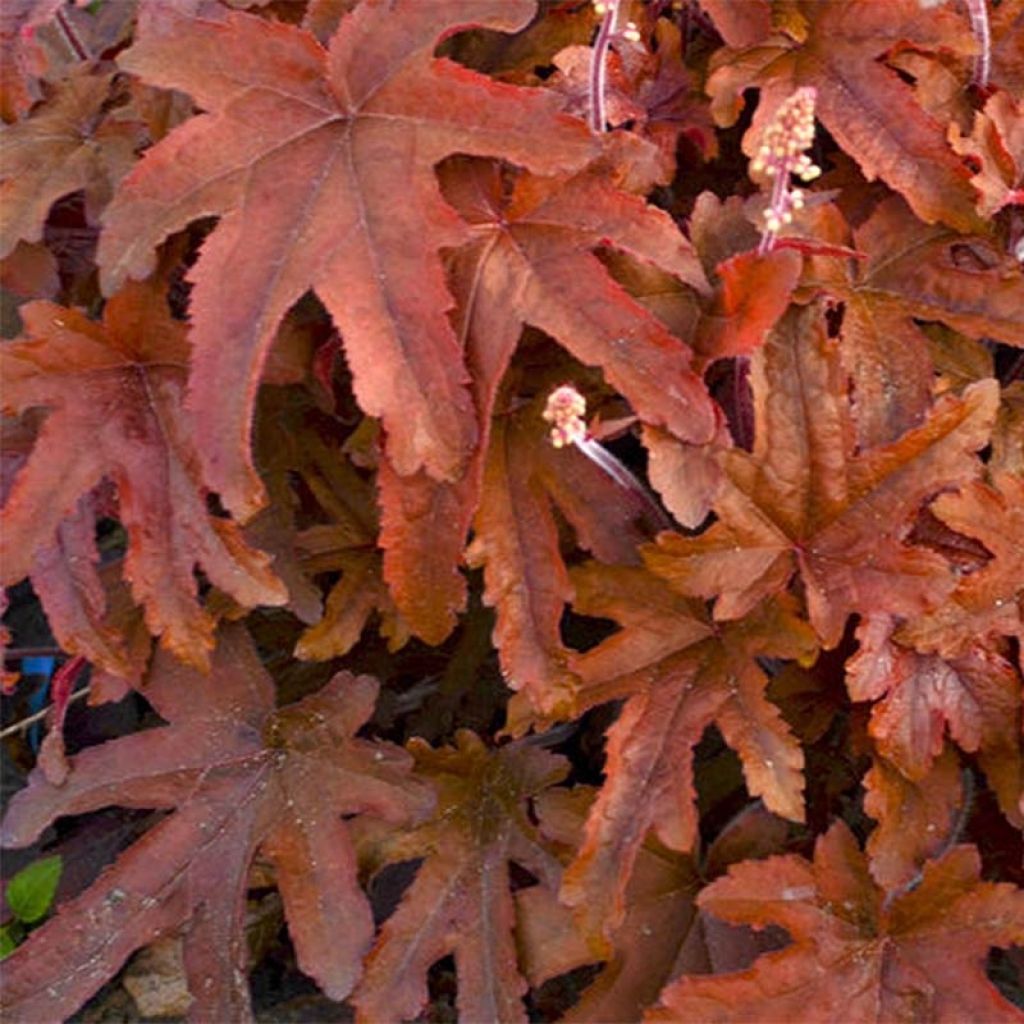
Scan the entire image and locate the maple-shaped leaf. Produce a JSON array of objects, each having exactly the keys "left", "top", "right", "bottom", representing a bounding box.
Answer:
[
  {"left": 646, "top": 821, "right": 1024, "bottom": 1023},
  {"left": 896, "top": 472, "right": 1024, "bottom": 658},
  {"left": 802, "top": 197, "right": 1024, "bottom": 445},
  {"left": 531, "top": 785, "right": 705, "bottom": 1024},
  {"left": 863, "top": 745, "right": 968, "bottom": 892},
  {"left": 439, "top": 155, "right": 713, "bottom": 444},
  {"left": 0, "top": 279, "right": 286, "bottom": 669},
  {"left": 0, "top": 66, "right": 142, "bottom": 259},
  {"left": 847, "top": 613, "right": 1021, "bottom": 825},
  {"left": 646, "top": 303, "right": 999, "bottom": 647},
  {"left": 98, "top": 0, "right": 596, "bottom": 521},
  {"left": 351, "top": 731, "right": 569, "bottom": 1024},
  {"left": 950, "top": 90, "right": 1024, "bottom": 218},
  {"left": 559, "top": 562, "right": 816, "bottom": 947},
  {"left": 378, "top": 151, "right": 714, "bottom": 644},
  {"left": 467, "top": 386, "right": 657, "bottom": 717},
  {"left": 0, "top": 625, "right": 432, "bottom": 1022},
  {"left": 705, "top": 0, "right": 984, "bottom": 232}
]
